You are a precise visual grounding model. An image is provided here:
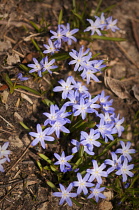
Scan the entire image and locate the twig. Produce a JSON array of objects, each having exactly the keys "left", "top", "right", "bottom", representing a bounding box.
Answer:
[
  {"left": 0, "top": 184, "right": 18, "bottom": 203},
  {"left": 0, "top": 128, "right": 15, "bottom": 134},
  {"left": 5, "top": 142, "right": 31, "bottom": 175},
  {"left": 14, "top": 89, "right": 42, "bottom": 98},
  {"left": 12, "top": 49, "right": 25, "bottom": 58},
  {"left": 0, "top": 115, "right": 14, "bottom": 128},
  {"left": 0, "top": 177, "right": 28, "bottom": 188},
  {"left": 0, "top": 20, "right": 33, "bottom": 29},
  {"left": 4, "top": 35, "right": 16, "bottom": 44}
]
